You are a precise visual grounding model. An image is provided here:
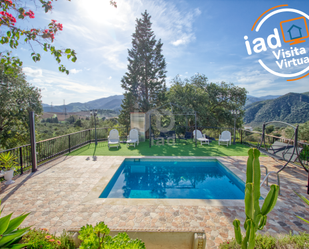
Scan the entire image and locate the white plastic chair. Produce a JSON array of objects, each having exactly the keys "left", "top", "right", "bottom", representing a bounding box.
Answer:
[
  {"left": 193, "top": 130, "right": 209, "bottom": 145},
  {"left": 127, "top": 129, "right": 139, "bottom": 147},
  {"left": 108, "top": 129, "right": 120, "bottom": 149},
  {"left": 218, "top": 131, "right": 231, "bottom": 146}
]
